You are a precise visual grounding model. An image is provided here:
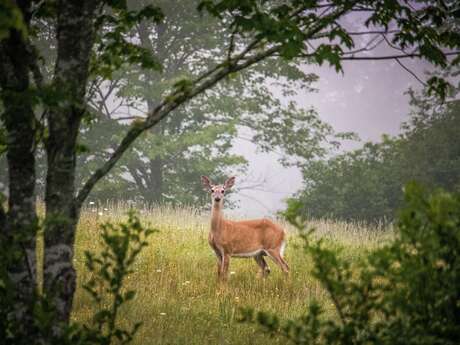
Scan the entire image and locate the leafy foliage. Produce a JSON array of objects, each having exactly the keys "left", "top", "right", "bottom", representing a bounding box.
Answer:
[
  {"left": 82, "top": 211, "right": 156, "bottom": 344},
  {"left": 1, "top": 0, "right": 460, "bottom": 338},
  {"left": 0, "top": 212, "right": 154, "bottom": 345},
  {"left": 74, "top": 0, "right": 343, "bottom": 205},
  {"left": 0, "top": 0, "right": 26, "bottom": 40},
  {"left": 92, "top": 2, "right": 164, "bottom": 79},
  {"left": 199, "top": 0, "right": 460, "bottom": 98},
  {"left": 242, "top": 183, "right": 460, "bottom": 345},
  {"left": 288, "top": 82, "right": 460, "bottom": 222}
]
